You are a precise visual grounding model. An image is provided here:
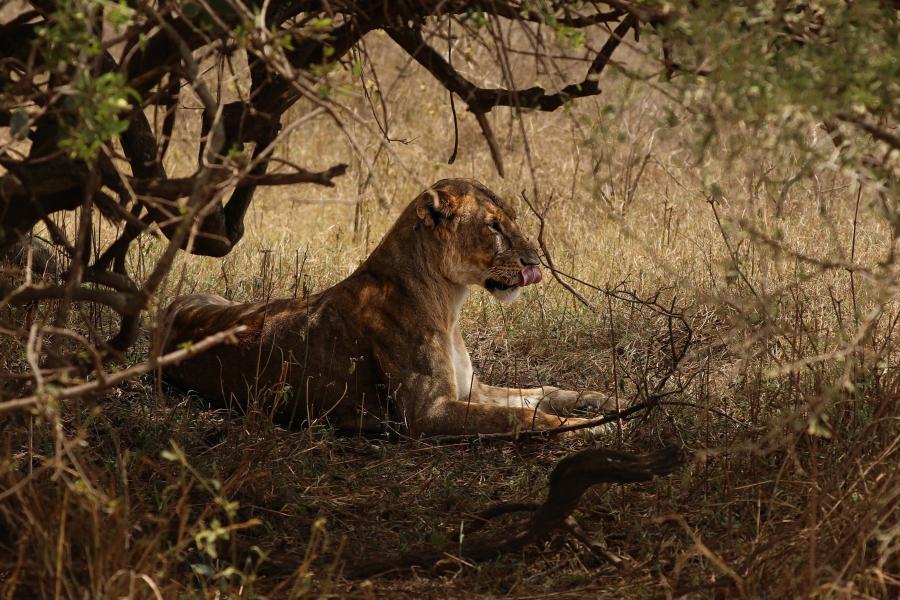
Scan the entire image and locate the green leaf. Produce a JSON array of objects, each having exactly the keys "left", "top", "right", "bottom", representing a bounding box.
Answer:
[{"left": 309, "top": 17, "right": 332, "bottom": 30}]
